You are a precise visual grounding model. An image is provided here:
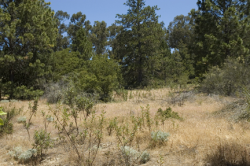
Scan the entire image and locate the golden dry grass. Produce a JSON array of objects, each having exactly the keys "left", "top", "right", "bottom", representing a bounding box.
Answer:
[{"left": 0, "top": 88, "right": 250, "bottom": 166}]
